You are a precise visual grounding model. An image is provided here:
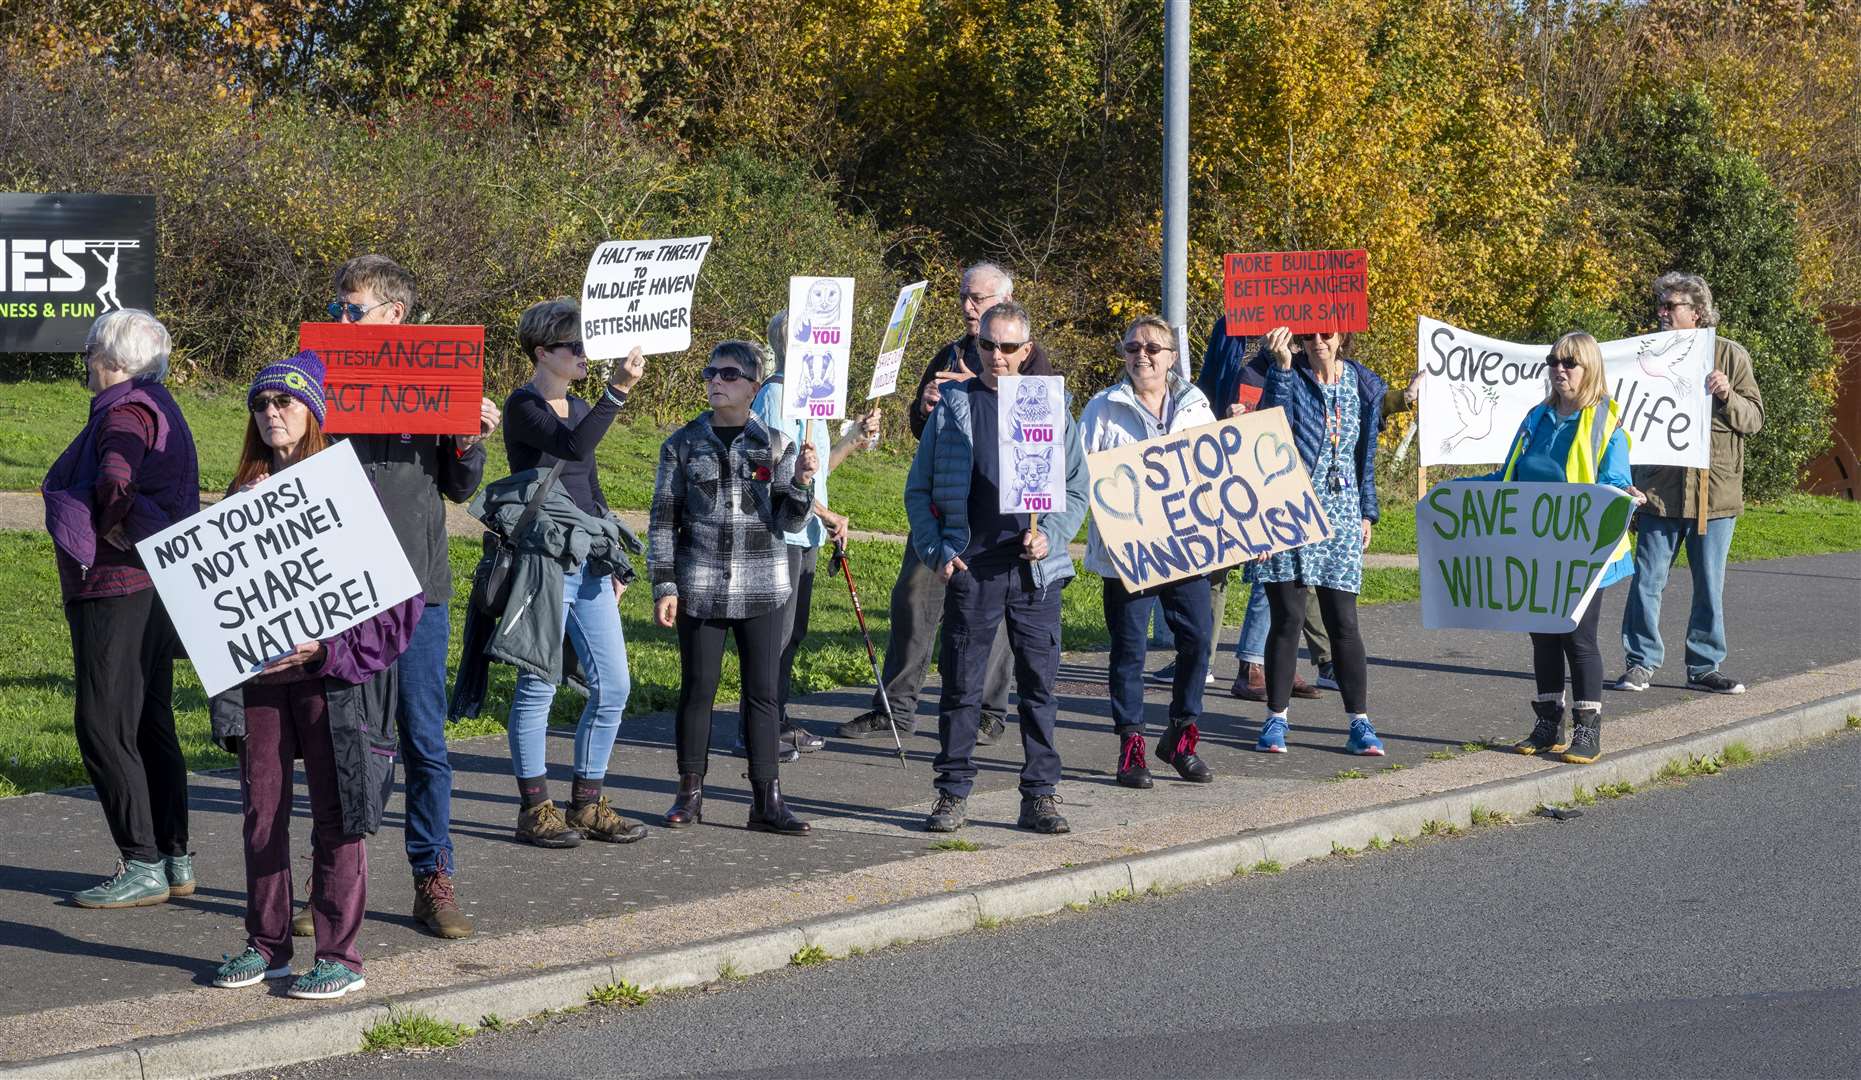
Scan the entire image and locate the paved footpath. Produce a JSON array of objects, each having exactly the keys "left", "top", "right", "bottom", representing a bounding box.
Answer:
[{"left": 0, "top": 552, "right": 1855, "bottom": 1073}]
